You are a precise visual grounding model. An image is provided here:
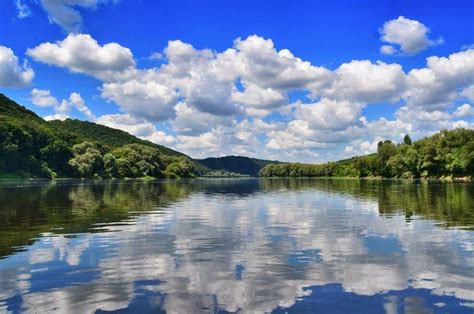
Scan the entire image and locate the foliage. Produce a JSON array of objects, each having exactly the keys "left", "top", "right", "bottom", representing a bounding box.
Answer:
[
  {"left": 0, "top": 94, "right": 196, "bottom": 179},
  {"left": 260, "top": 129, "right": 474, "bottom": 179},
  {"left": 48, "top": 119, "right": 182, "bottom": 156},
  {"left": 66, "top": 142, "right": 196, "bottom": 179},
  {"left": 163, "top": 157, "right": 196, "bottom": 178},
  {"left": 69, "top": 142, "right": 104, "bottom": 177}
]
